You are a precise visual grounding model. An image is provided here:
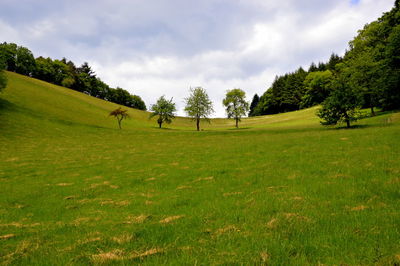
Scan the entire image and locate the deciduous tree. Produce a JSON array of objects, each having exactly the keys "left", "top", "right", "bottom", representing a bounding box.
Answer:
[
  {"left": 184, "top": 87, "right": 214, "bottom": 131},
  {"left": 149, "top": 96, "right": 176, "bottom": 128},
  {"left": 223, "top": 88, "right": 249, "bottom": 128},
  {"left": 301, "top": 70, "right": 334, "bottom": 108},
  {"left": 15, "top": 47, "right": 36, "bottom": 76},
  {"left": 109, "top": 107, "right": 129, "bottom": 129},
  {"left": 0, "top": 42, "right": 17, "bottom": 72},
  {"left": 317, "top": 76, "right": 362, "bottom": 128}
]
